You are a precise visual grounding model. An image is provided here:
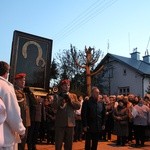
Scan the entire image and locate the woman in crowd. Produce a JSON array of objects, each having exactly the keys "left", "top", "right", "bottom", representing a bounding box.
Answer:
[
  {"left": 132, "top": 96, "right": 150, "bottom": 147},
  {"left": 103, "top": 96, "right": 114, "bottom": 141},
  {"left": 46, "top": 95, "right": 55, "bottom": 145},
  {"left": 74, "top": 96, "right": 84, "bottom": 142},
  {"left": 126, "top": 94, "right": 134, "bottom": 144},
  {"left": 113, "top": 97, "right": 129, "bottom": 146}
]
